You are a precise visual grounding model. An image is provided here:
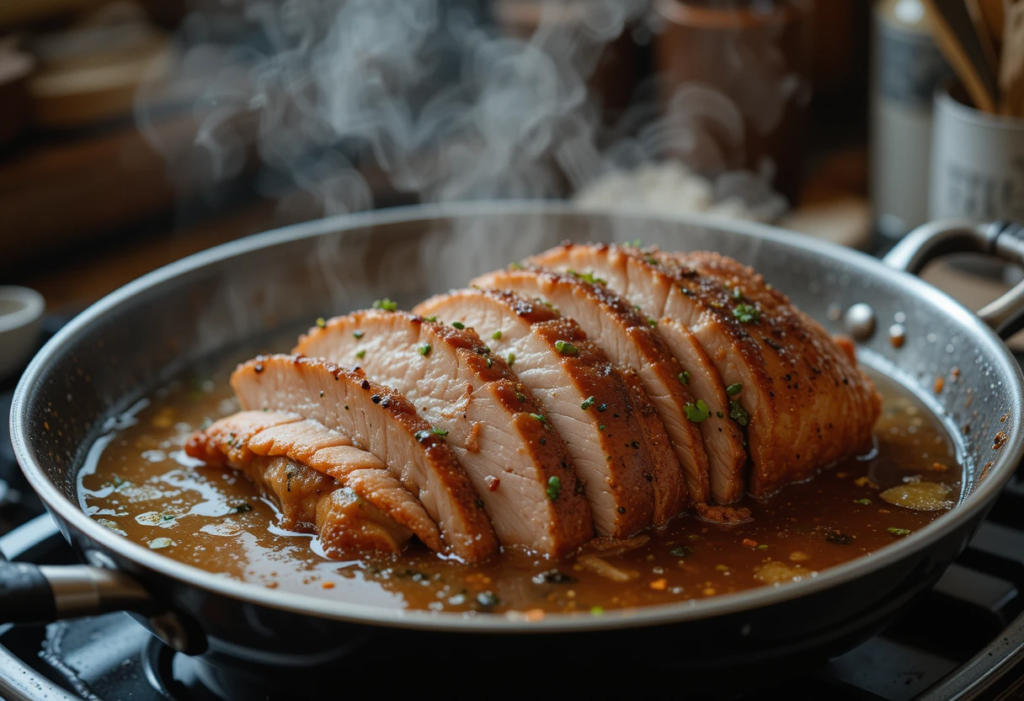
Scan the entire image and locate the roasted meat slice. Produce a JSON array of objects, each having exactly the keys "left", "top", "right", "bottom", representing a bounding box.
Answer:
[
  {"left": 668, "top": 250, "right": 882, "bottom": 493},
  {"left": 294, "top": 311, "right": 592, "bottom": 557},
  {"left": 529, "top": 244, "right": 748, "bottom": 504},
  {"left": 529, "top": 243, "right": 880, "bottom": 497},
  {"left": 249, "top": 456, "right": 414, "bottom": 555},
  {"left": 316, "top": 487, "right": 416, "bottom": 556},
  {"left": 186, "top": 410, "right": 441, "bottom": 552},
  {"left": 470, "top": 267, "right": 711, "bottom": 504},
  {"left": 229, "top": 356, "right": 498, "bottom": 562},
  {"left": 414, "top": 288, "right": 684, "bottom": 533}
]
